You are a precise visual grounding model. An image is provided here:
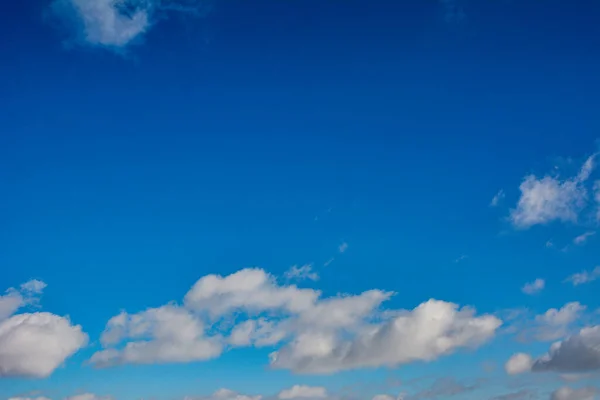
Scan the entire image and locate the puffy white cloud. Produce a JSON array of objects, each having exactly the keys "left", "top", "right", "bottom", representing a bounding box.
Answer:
[
  {"left": 521, "top": 279, "right": 545, "bottom": 295},
  {"left": 93, "top": 268, "right": 502, "bottom": 373},
  {"left": 0, "top": 281, "right": 87, "bottom": 378},
  {"left": 509, "top": 154, "right": 596, "bottom": 228},
  {"left": 550, "top": 387, "right": 597, "bottom": 400},
  {"left": 285, "top": 264, "right": 319, "bottom": 282},
  {"left": 49, "top": 0, "right": 206, "bottom": 48},
  {"left": 90, "top": 305, "right": 222, "bottom": 367},
  {"left": 339, "top": 243, "right": 348, "bottom": 253},
  {"left": 184, "top": 268, "right": 320, "bottom": 316},
  {"left": 523, "top": 302, "right": 587, "bottom": 342},
  {"left": 565, "top": 267, "right": 600, "bottom": 286},
  {"left": 490, "top": 189, "right": 506, "bottom": 207},
  {"left": 505, "top": 353, "right": 533, "bottom": 375},
  {"left": 0, "top": 312, "right": 88, "bottom": 378},
  {"left": 278, "top": 385, "right": 327, "bottom": 399},
  {"left": 270, "top": 299, "right": 501, "bottom": 374},
  {"left": 532, "top": 325, "right": 600, "bottom": 373}
]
